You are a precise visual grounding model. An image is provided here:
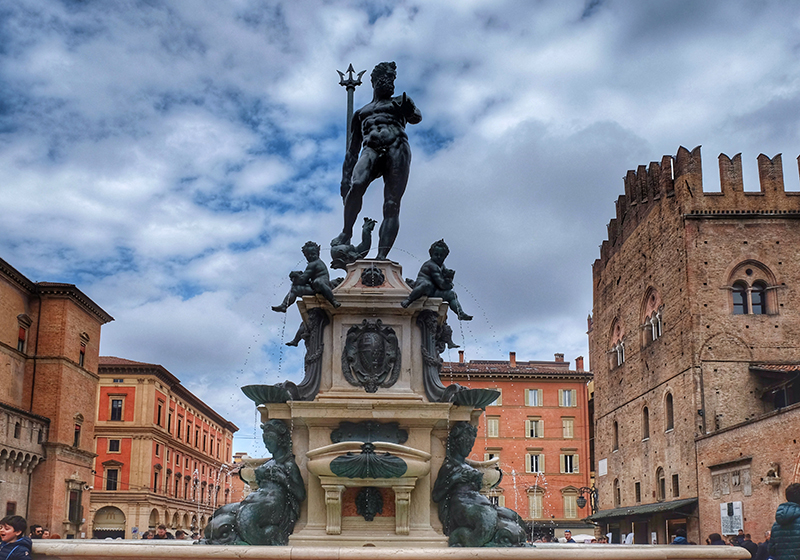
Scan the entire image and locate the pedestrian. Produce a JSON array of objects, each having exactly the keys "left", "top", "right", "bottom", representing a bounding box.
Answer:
[
  {"left": 0, "top": 515, "right": 32, "bottom": 560},
  {"left": 754, "top": 531, "right": 771, "bottom": 560},
  {"left": 741, "top": 533, "right": 758, "bottom": 558},
  {"left": 707, "top": 533, "right": 727, "bottom": 545},
  {"left": 27, "top": 527, "right": 42, "bottom": 541},
  {"left": 563, "top": 530, "right": 576, "bottom": 543},
  {"left": 153, "top": 524, "right": 174, "bottom": 540},
  {"left": 770, "top": 482, "right": 800, "bottom": 560},
  {"left": 142, "top": 531, "right": 154, "bottom": 540},
  {"left": 41, "top": 531, "right": 49, "bottom": 540},
  {"left": 671, "top": 528, "right": 689, "bottom": 544},
  {"left": 174, "top": 530, "right": 187, "bottom": 540}
]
